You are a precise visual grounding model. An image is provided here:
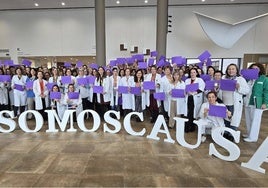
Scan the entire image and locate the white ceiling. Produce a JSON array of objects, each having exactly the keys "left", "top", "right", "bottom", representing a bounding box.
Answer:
[{"left": 0, "top": 0, "right": 268, "bottom": 10}]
